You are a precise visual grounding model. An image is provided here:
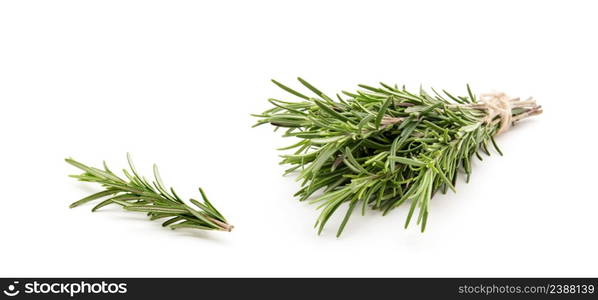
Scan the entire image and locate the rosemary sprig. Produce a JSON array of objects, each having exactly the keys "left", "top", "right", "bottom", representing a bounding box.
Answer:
[
  {"left": 66, "top": 154, "right": 233, "bottom": 232},
  {"left": 253, "top": 78, "right": 541, "bottom": 236}
]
